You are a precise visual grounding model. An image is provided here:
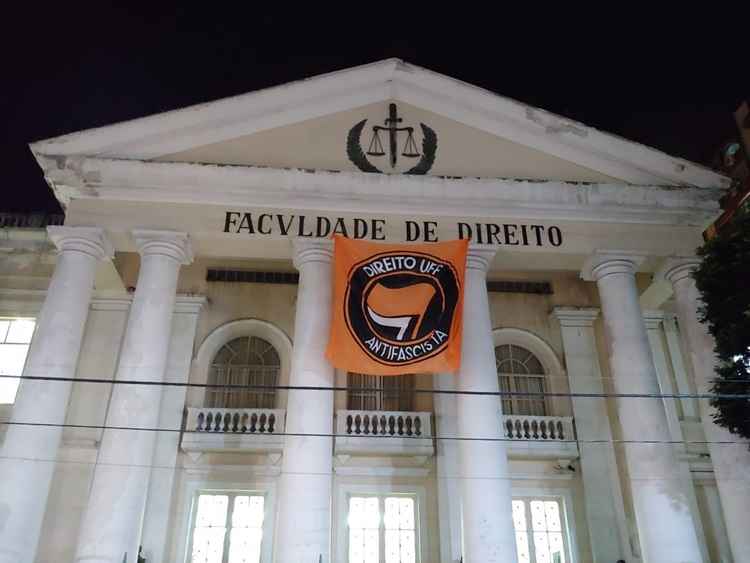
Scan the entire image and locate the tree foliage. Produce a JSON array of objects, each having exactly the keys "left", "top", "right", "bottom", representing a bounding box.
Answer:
[{"left": 693, "top": 206, "right": 750, "bottom": 439}]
